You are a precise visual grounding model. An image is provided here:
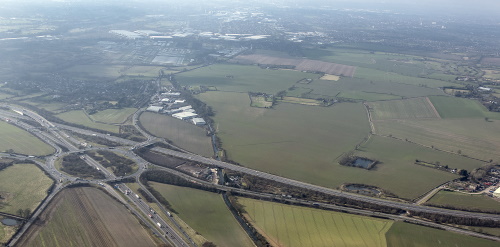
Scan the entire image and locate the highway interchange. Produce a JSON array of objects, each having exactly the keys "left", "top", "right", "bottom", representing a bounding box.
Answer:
[{"left": 1, "top": 105, "right": 500, "bottom": 246}]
